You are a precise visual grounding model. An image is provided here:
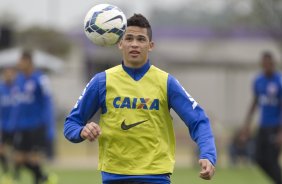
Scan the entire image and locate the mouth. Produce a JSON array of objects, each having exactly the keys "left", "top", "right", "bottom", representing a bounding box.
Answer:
[{"left": 129, "top": 50, "right": 140, "bottom": 56}]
